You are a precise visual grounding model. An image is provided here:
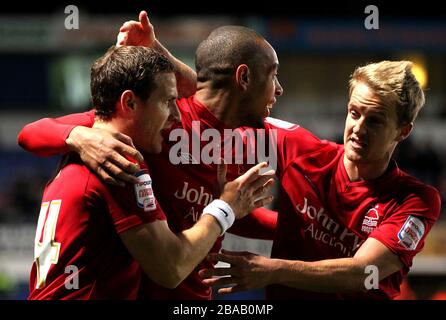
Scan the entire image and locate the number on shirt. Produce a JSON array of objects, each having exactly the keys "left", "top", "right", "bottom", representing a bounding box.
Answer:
[{"left": 34, "top": 200, "right": 62, "bottom": 289}]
